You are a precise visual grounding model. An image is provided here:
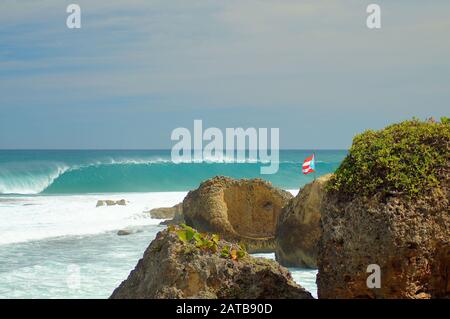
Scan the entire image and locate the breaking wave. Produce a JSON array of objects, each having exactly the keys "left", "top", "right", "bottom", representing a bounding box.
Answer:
[{"left": 0, "top": 151, "right": 344, "bottom": 194}]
